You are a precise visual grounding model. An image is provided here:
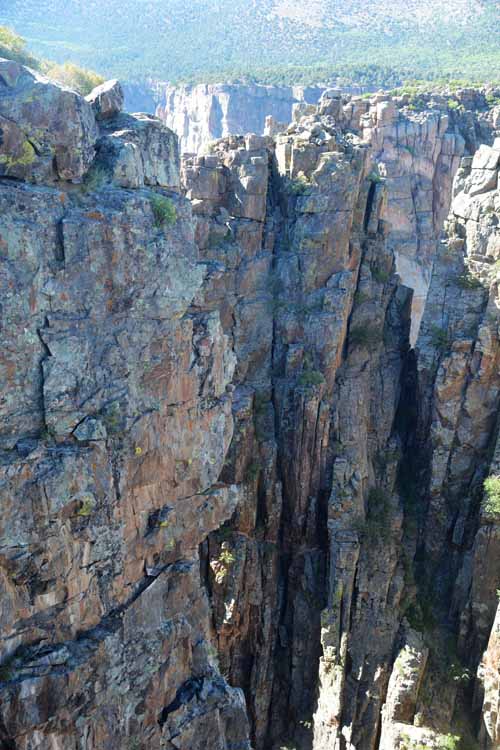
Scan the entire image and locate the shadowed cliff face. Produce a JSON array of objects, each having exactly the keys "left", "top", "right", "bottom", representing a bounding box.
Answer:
[{"left": 0, "top": 61, "right": 499, "bottom": 750}]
